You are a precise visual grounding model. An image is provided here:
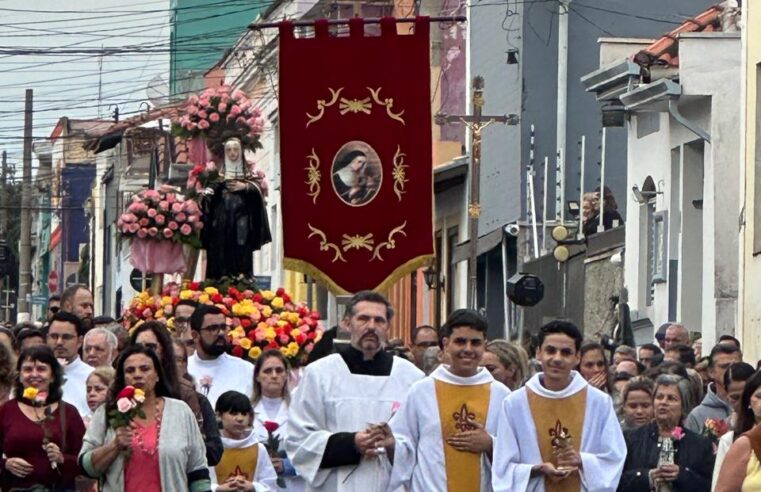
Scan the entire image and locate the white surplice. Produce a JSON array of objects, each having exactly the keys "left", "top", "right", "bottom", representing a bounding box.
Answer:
[
  {"left": 492, "top": 371, "right": 626, "bottom": 492},
  {"left": 388, "top": 365, "right": 511, "bottom": 492},
  {"left": 285, "top": 353, "right": 424, "bottom": 491},
  {"left": 209, "top": 431, "right": 278, "bottom": 492},
  {"left": 253, "top": 396, "right": 305, "bottom": 492}
]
